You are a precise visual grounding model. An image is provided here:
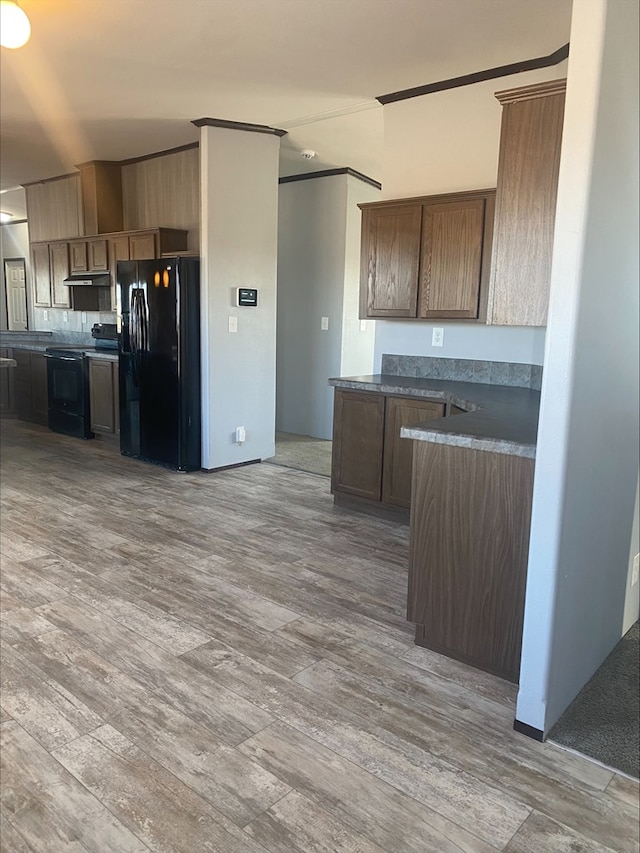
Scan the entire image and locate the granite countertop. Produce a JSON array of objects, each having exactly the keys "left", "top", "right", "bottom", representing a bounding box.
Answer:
[
  {"left": 328, "top": 374, "right": 540, "bottom": 458},
  {"left": 0, "top": 333, "right": 118, "bottom": 361}
]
